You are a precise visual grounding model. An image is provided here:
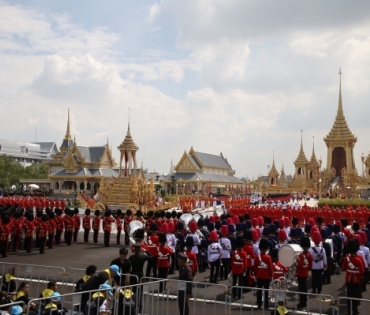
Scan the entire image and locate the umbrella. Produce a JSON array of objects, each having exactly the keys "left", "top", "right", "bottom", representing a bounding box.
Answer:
[{"left": 29, "top": 184, "right": 40, "bottom": 189}]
